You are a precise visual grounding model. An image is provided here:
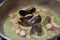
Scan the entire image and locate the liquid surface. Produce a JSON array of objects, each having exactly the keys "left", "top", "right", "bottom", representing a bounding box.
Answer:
[{"left": 4, "top": 6, "right": 60, "bottom": 40}]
